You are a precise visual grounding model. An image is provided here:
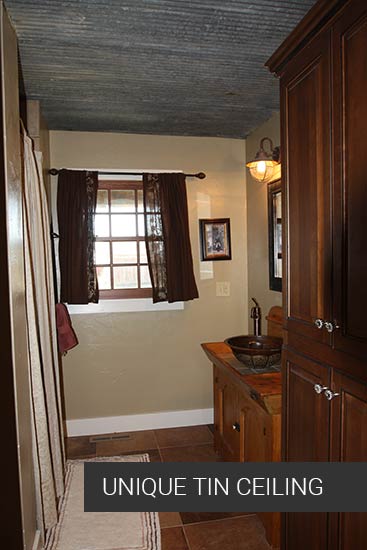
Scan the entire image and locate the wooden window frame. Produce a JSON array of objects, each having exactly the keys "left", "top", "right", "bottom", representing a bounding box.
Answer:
[{"left": 95, "top": 180, "right": 152, "bottom": 299}]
